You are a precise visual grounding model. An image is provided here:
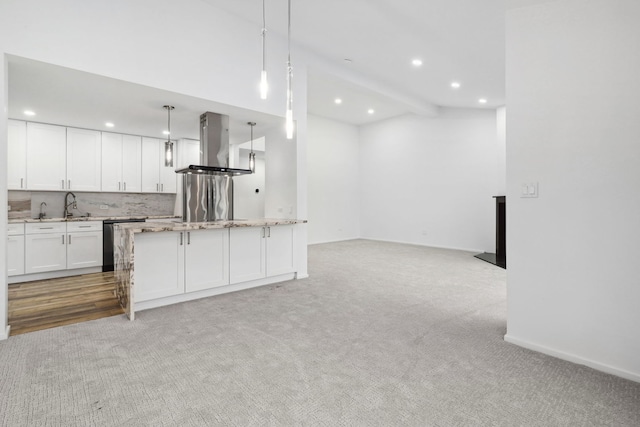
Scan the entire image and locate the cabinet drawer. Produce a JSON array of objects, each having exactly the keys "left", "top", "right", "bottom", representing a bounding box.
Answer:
[
  {"left": 25, "top": 222, "right": 66, "bottom": 234},
  {"left": 67, "top": 221, "right": 102, "bottom": 232},
  {"left": 8, "top": 223, "right": 25, "bottom": 235}
]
